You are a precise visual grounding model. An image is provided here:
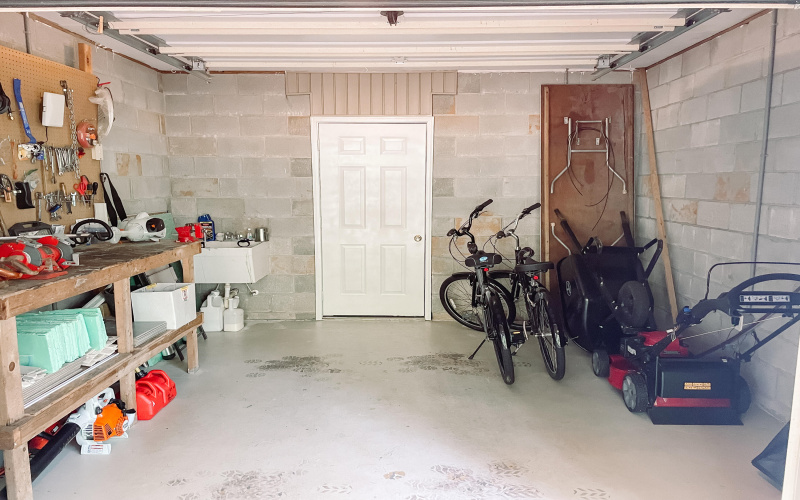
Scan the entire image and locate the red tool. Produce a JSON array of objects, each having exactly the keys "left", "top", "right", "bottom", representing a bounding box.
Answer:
[
  {"left": 176, "top": 223, "right": 204, "bottom": 243},
  {"left": 73, "top": 175, "right": 89, "bottom": 196}
]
